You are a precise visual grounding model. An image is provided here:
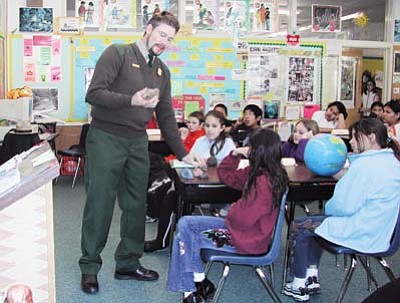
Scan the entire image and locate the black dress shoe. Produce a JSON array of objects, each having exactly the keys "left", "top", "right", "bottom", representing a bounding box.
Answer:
[
  {"left": 182, "top": 292, "right": 206, "bottom": 303},
  {"left": 144, "top": 240, "right": 167, "bottom": 252},
  {"left": 195, "top": 278, "right": 215, "bottom": 299},
  {"left": 81, "top": 274, "right": 98, "bottom": 294},
  {"left": 114, "top": 266, "right": 159, "bottom": 281}
]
